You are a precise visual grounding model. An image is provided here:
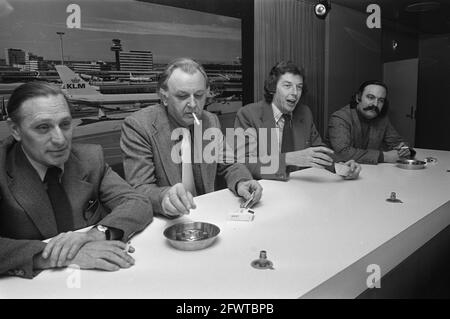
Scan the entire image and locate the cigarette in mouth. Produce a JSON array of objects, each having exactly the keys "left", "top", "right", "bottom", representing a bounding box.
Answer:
[{"left": 192, "top": 112, "right": 200, "bottom": 125}]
